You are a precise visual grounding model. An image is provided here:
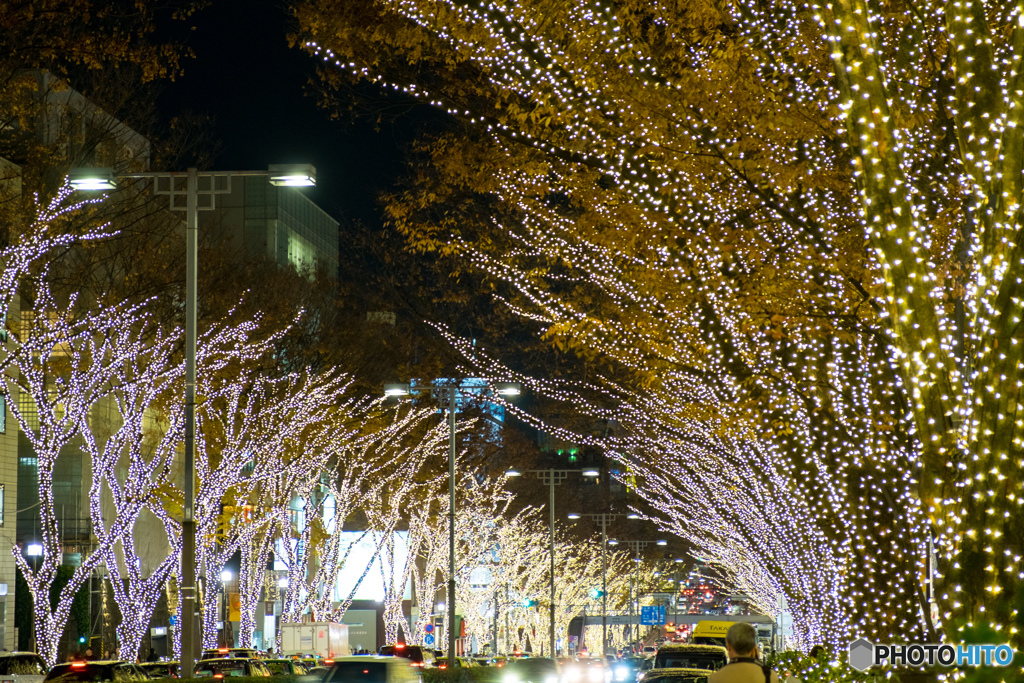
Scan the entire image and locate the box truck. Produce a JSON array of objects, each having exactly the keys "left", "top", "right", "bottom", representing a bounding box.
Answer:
[{"left": 281, "top": 622, "right": 351, "bottom": 658}]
